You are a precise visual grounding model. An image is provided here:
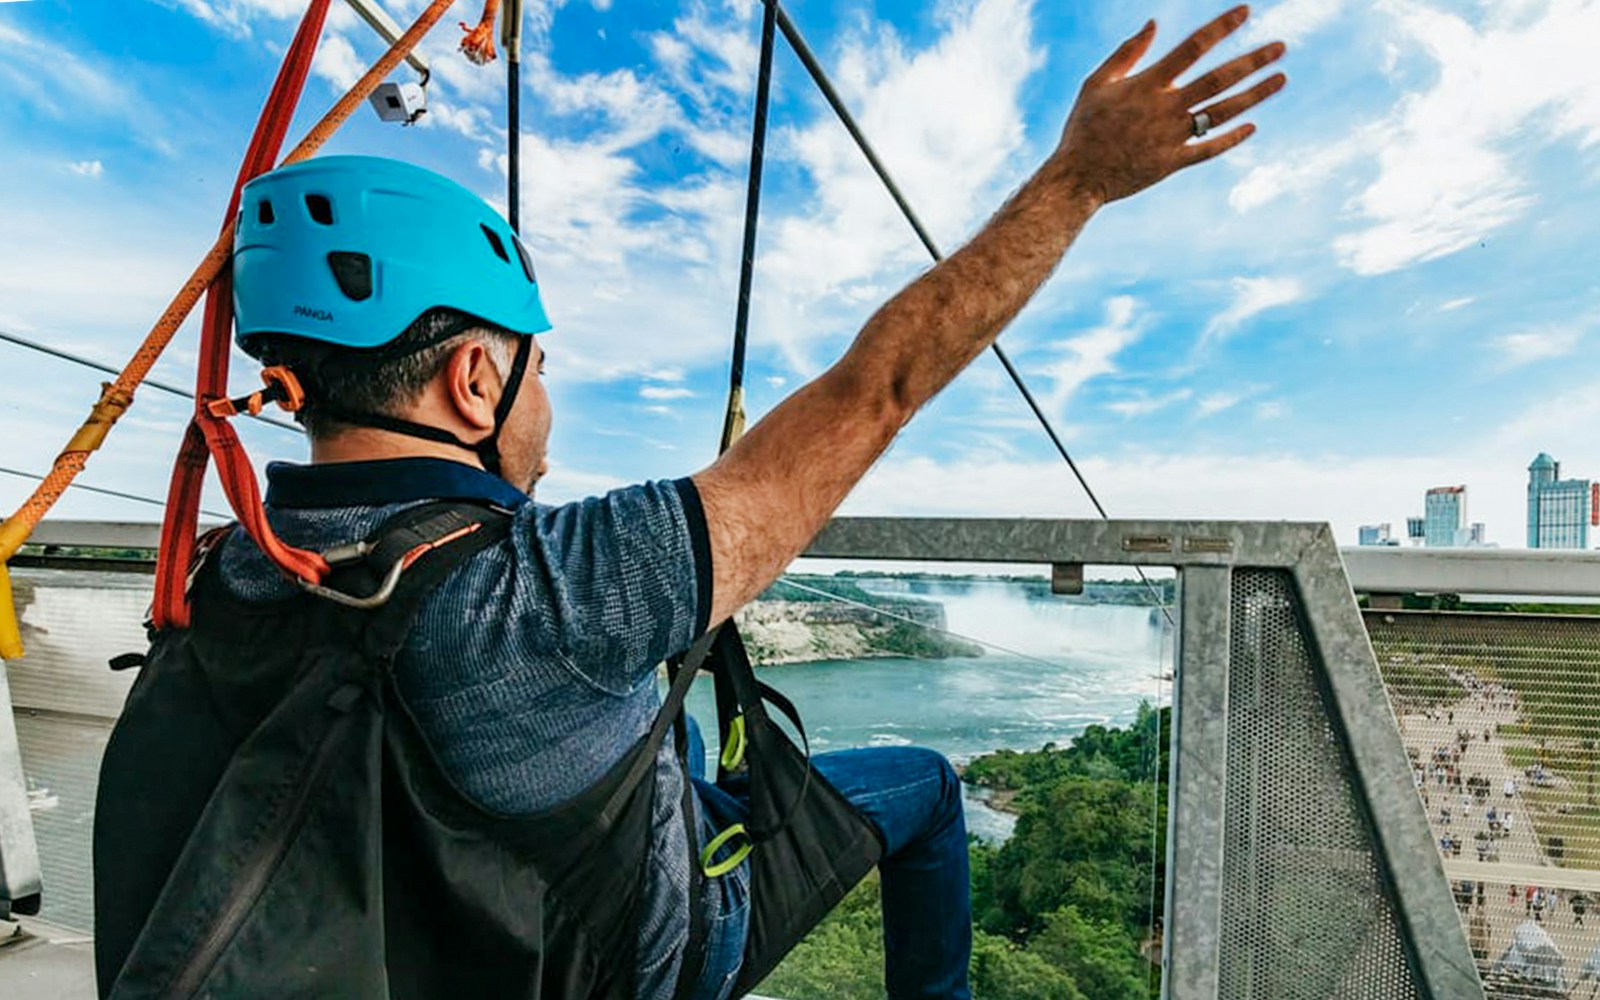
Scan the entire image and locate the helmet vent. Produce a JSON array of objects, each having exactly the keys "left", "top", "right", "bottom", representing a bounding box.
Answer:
[
  {"left": 305, "top": 194, "right": 335, "bottom": 226},
  {"left": 327, "top": 251, "right": 373, "bottom": 302},
  {"left": 481, "top": 224, "right": 510, "bottom": 263},
  {"left": 514, "top": 238, "right": 537, "bottom": 283},
  {"left": 257, "top": 199, "right": 275, "bottom": 225}
]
